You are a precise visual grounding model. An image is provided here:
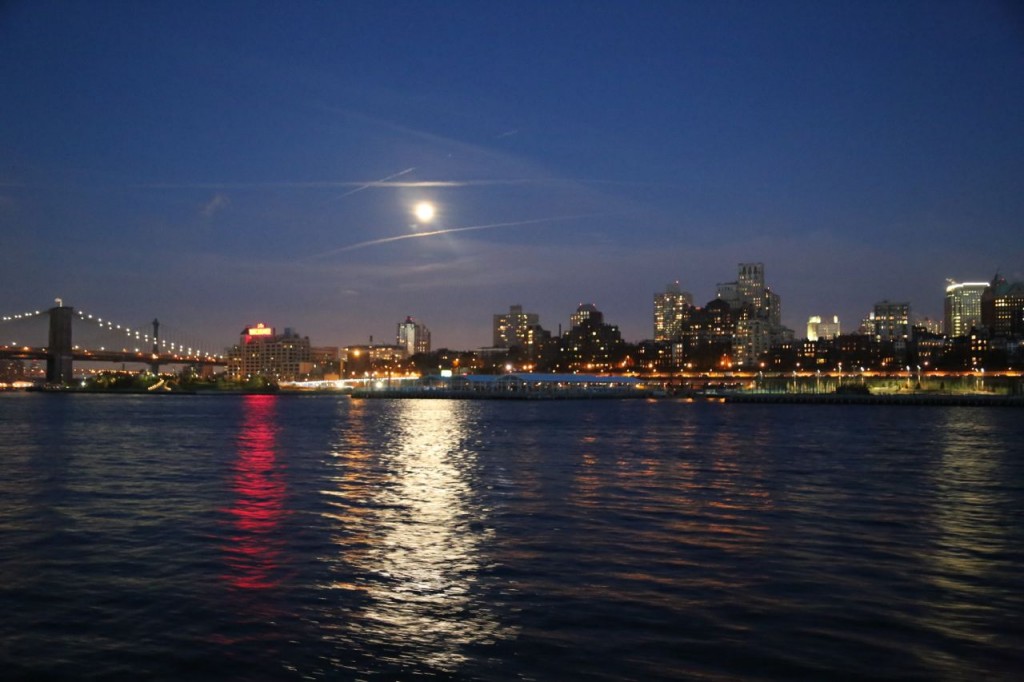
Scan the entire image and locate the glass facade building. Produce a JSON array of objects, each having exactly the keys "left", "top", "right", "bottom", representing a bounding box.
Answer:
[{"left": 944, "top": 281, "right": 987, "bottom": 338}]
